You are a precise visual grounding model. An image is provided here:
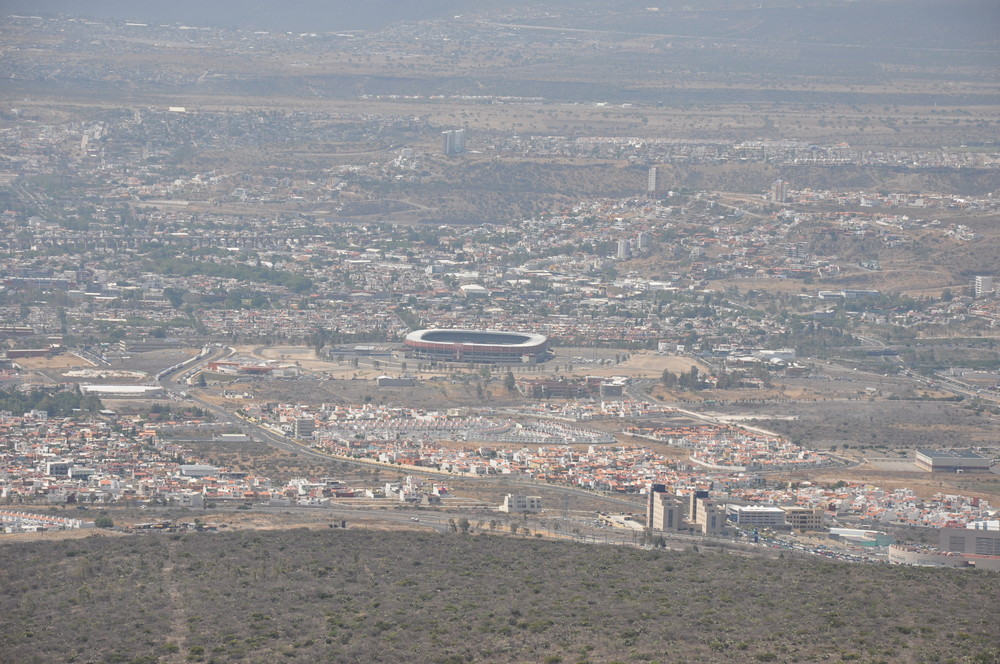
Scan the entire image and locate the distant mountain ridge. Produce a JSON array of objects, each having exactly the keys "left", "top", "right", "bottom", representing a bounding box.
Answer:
[
  {"left": 2, "top": 0, "right": 485, "bottom": 31},
  {"left": 4, "top": 0, "right": 998, "bottom": 51}
]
